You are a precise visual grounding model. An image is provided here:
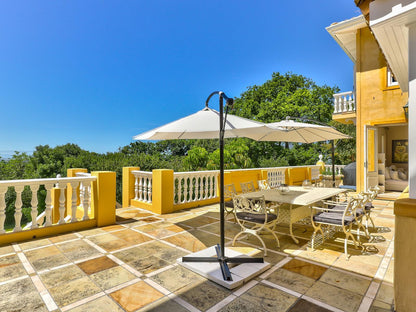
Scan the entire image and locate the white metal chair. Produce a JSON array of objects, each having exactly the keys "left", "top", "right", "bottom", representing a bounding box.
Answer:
[
  {"left": 361, "top": 185, "right": 380, "bottom": 230},
  {"left": 310, "top": 196, "right": 365, "bottom": 259},
  {"left": 240, "top": 181, "right": 256, "bottom": 193},
  {"left": 224, "top": 183, "right": 237, "bottom": 221},
  {"left": 232, "top": 195, "right": 279, "bottom": 255},
  {"left": 258, "top": 179, "right": 271, "bottom": 190}
]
